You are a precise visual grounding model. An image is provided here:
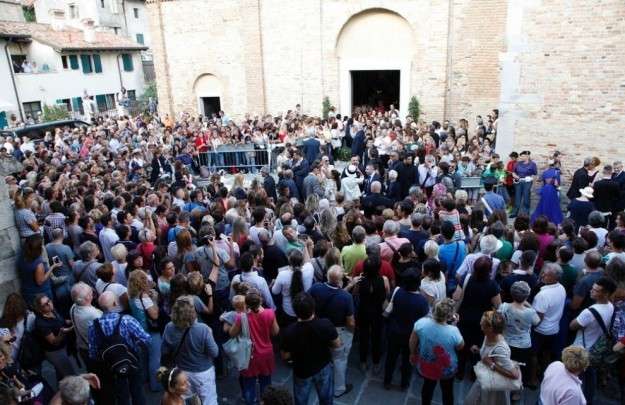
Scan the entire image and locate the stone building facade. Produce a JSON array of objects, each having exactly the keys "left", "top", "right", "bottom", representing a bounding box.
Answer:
[{"left": 146, "top": 0, "right": 625, "bottom": 179}]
